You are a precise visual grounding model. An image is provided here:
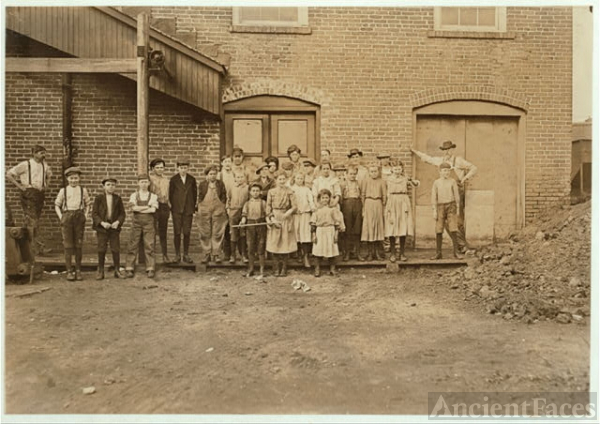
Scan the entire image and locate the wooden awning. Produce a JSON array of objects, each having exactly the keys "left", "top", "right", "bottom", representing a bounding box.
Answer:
[{"left": 6, "top": 6, "right": 226, "bottom": 116}]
